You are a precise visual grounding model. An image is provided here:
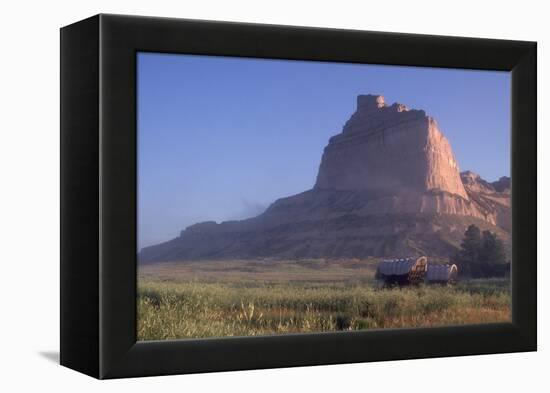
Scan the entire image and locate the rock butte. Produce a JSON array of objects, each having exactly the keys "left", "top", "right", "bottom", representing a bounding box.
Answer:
[
  {"left": 315, "top": 94, "right": 467, "bottom": 199},
  {"left": 139, "top": 94, "right": 511, "bottom": 262}
]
